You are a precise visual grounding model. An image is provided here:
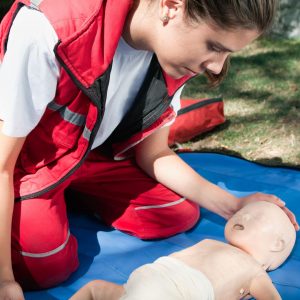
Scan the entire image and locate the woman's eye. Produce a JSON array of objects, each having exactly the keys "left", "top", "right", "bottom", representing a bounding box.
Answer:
[
  {"left": 213, "top": 47, "right": 221, "bottom": 52},
  {"left": 207, "top": 43, "right": 222, "bottom": 54}
]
